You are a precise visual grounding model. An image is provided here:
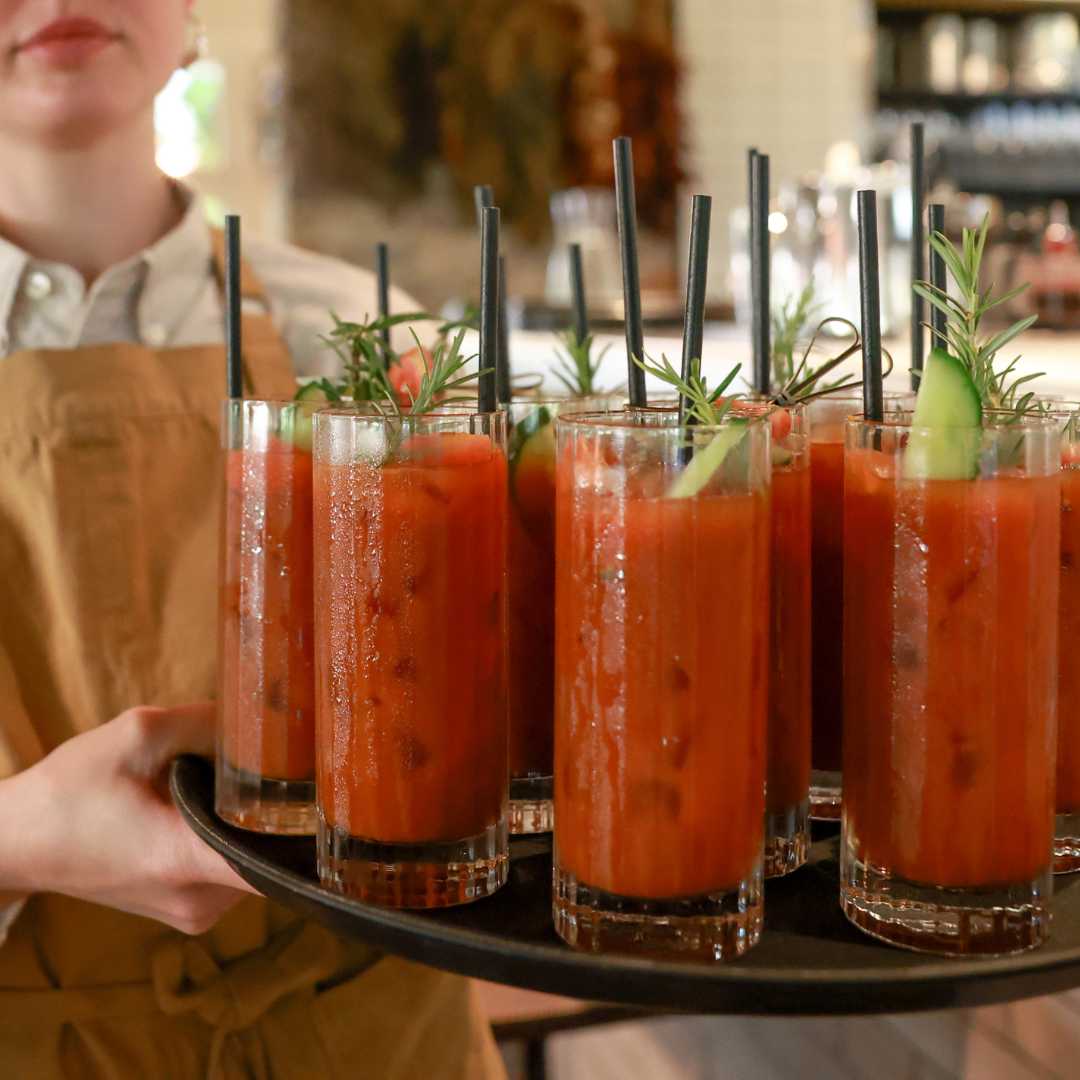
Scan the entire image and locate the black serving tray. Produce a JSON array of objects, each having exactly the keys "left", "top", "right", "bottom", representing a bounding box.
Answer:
[{"left": 172, "top": 755, "right": 1080, "bottom": 1016}]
